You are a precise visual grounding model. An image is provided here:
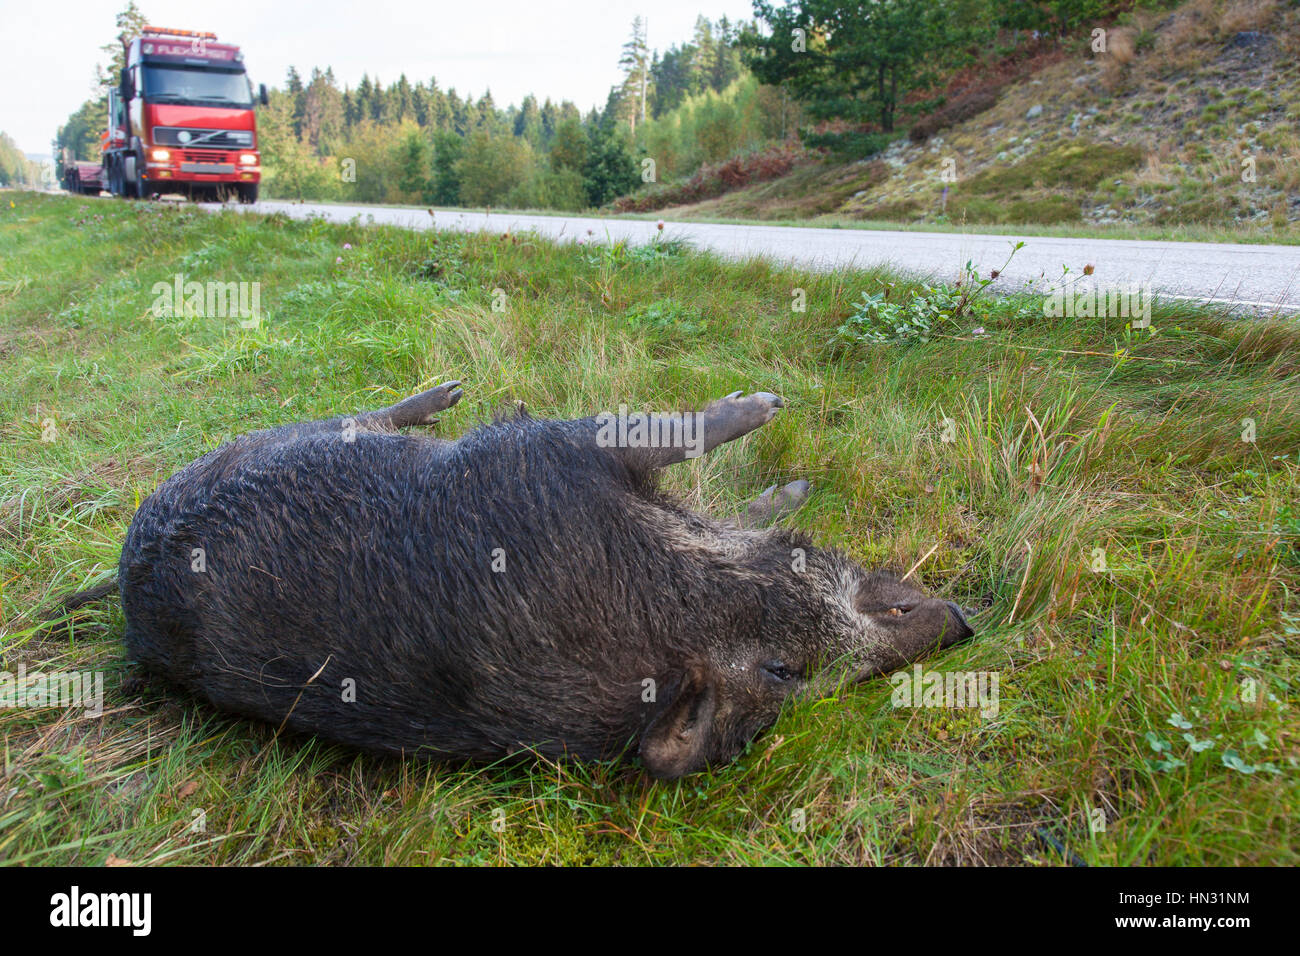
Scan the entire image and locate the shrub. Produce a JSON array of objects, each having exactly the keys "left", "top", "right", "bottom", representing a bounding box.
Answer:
[
  {"left": 611, "top": 142, "right": 806, "bottom": 212},
  {"left": 909, "top": 89, "right": 1002, "bottom": 143},
  {"left": 455, "top": 131, "right": 535, "bottom": 207},
  {"left": 801, "top": 130, "right": 899, "bottom": 158}
]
